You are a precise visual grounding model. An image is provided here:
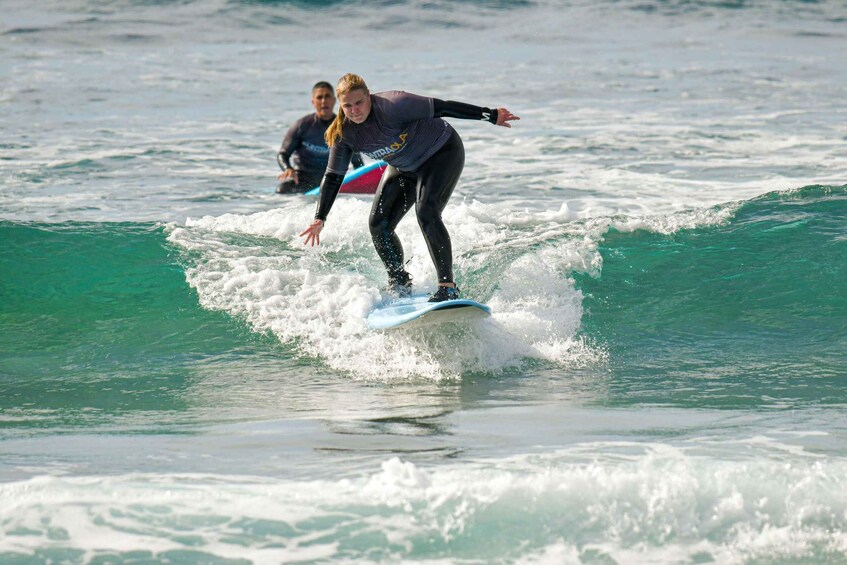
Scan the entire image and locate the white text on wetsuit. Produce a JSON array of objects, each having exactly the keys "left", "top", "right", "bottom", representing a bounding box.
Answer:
[{"left": 366, "top": 133, "right": 409, "bottom": 159}]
